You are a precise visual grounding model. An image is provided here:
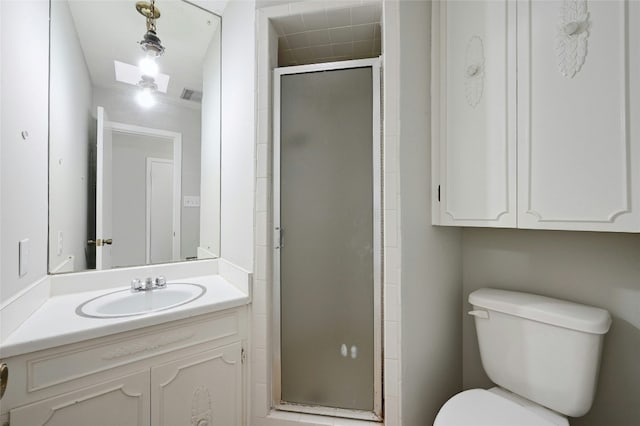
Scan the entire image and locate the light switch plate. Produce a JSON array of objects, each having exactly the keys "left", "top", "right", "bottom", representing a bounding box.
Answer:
[{"left": 19, "top": 239, "right": 29, "bottom": 277}]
